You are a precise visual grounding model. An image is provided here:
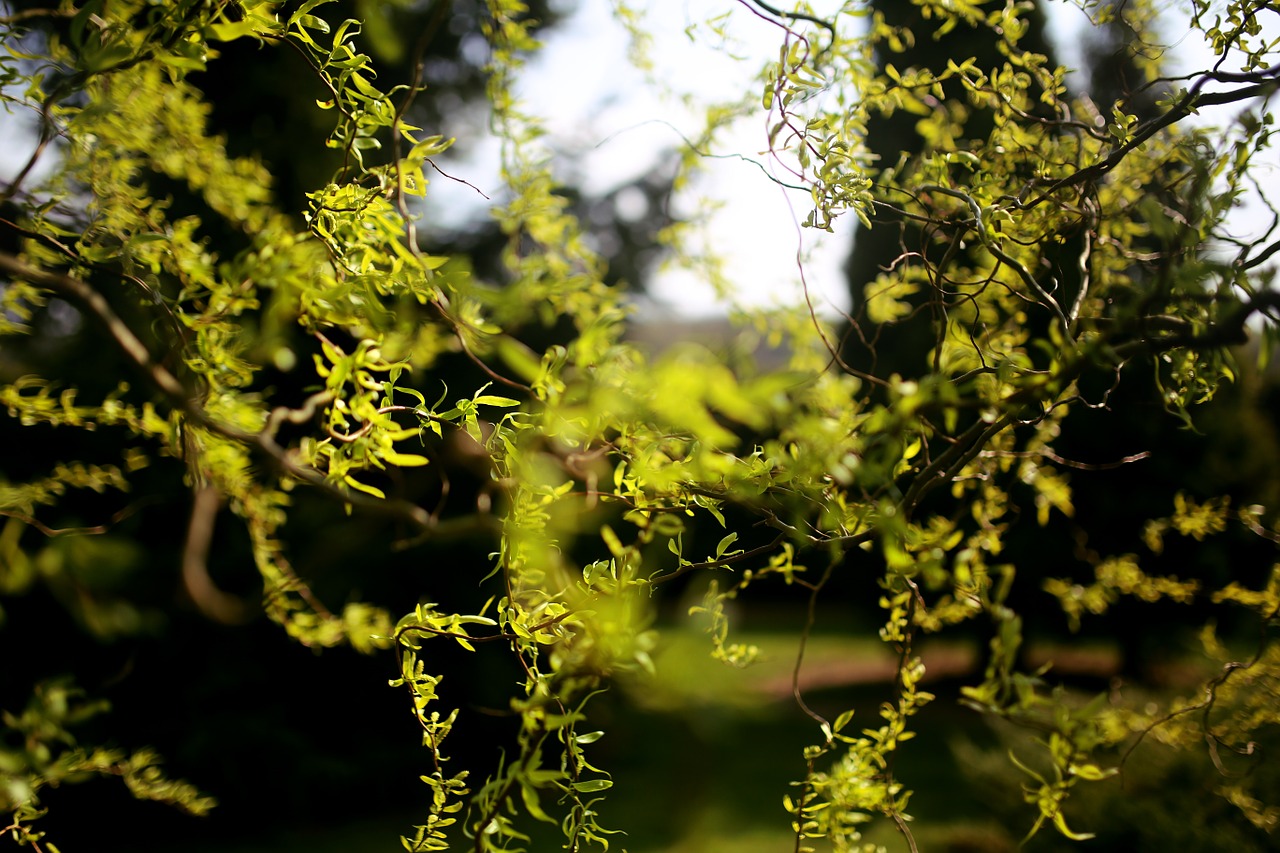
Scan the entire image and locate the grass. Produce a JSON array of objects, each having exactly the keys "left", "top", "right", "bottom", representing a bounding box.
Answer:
[{"left": 124, "top": 623, "right": 1272, "bottom": 852}]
